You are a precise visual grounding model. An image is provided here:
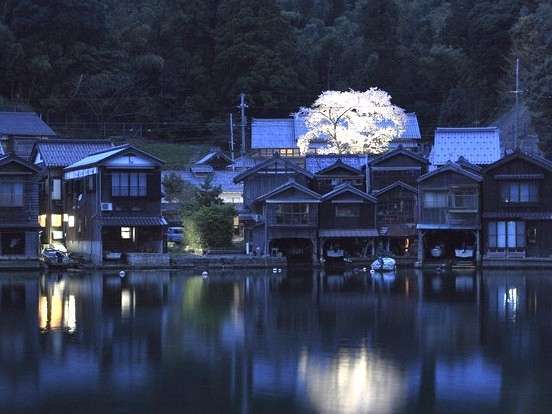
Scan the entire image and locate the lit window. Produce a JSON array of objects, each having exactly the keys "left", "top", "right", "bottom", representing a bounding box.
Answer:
[
  {"left": 52, "top": 230, "right": 64, "bottom": 240},
  {"left": 51, "top": 214, "right": 62, "bottom": 227},
  {"left": 121, "top": 227, "right": 135, "bottom": 240},
  {"left": 63, "top": 214, "right": 69, "bottom": 222},
  {"left": 39, "top": 215, "right": 47, "bottom": 228},
  {"left": 68, "top": 216, "right": 75, "bottom": 228}
]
